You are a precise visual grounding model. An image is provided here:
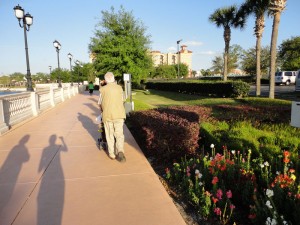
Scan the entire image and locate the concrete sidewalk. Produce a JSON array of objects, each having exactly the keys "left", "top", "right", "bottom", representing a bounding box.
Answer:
[{"left": 0, "top": 91, "right": 186, "bottom": 225}]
